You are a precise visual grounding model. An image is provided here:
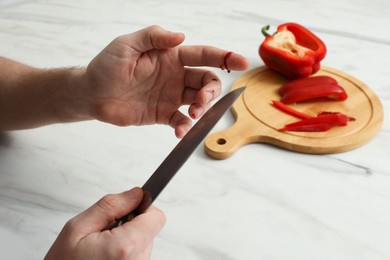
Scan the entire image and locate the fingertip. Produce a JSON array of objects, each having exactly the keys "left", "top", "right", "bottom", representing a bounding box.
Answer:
[
  {"left": 241, "top": 57, "right": 251, "bottom": 70},
  {"left": 156, "top": 28, "right": 185, "bottom": 48},
  {"left": 198, "top": 82, "right": 221, "bottom": 106},
  {"left": 127, "top": 187, "right": 143, "bottom": 199},
  {"left": 171, "top": 31, "right": 185, "bottom": 42},
  {"left": 175, "top": 124, "right": 191, "bottom": 138},
  {"left": 170, "top": 111, "right": 192, "bottom": 138},
  {"left": 230, "top": 52, "right": 250, "bottom": 71},
  {"left": 188, "top": 103, "right": 205, "bottom": 119}
]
